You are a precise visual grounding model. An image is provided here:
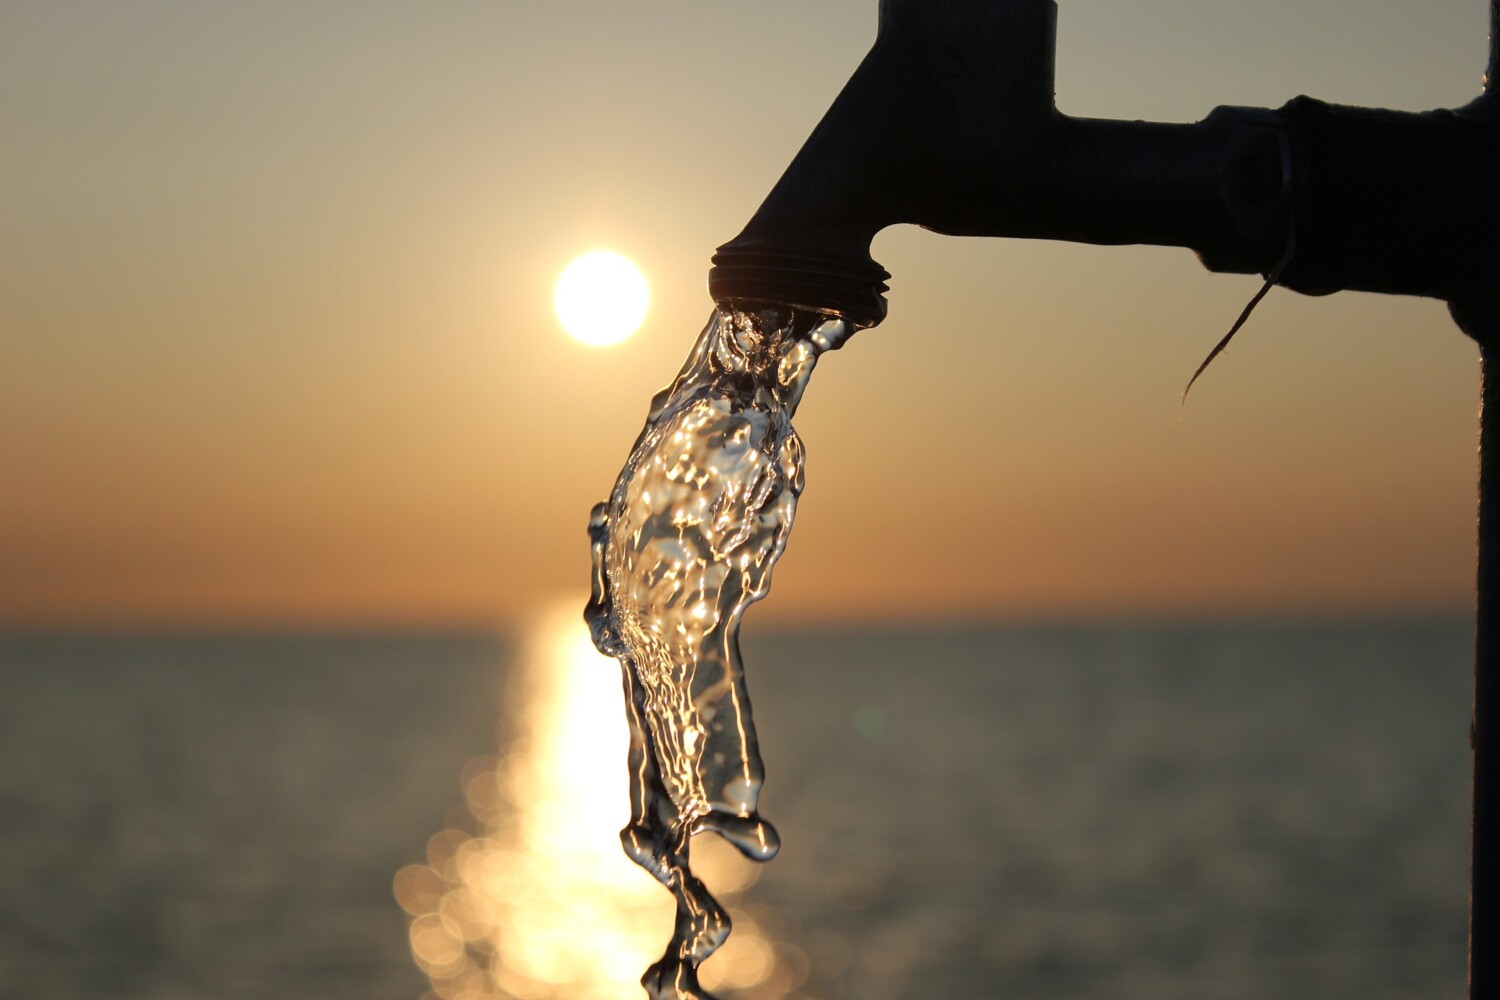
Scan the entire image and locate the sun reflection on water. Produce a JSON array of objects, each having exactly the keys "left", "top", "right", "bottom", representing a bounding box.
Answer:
[{"left": 396, "top": 600, "right": 804, "bottom": 1000}]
